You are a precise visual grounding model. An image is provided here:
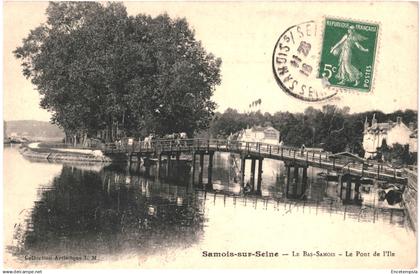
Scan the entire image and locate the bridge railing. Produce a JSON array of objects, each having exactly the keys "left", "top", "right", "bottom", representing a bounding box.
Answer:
[
  {"left": 104, "top": 138, "right": 340, "bottom": 164},
  {"left": 102, "top": 138, "right": 404, "bottom": 181}
]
